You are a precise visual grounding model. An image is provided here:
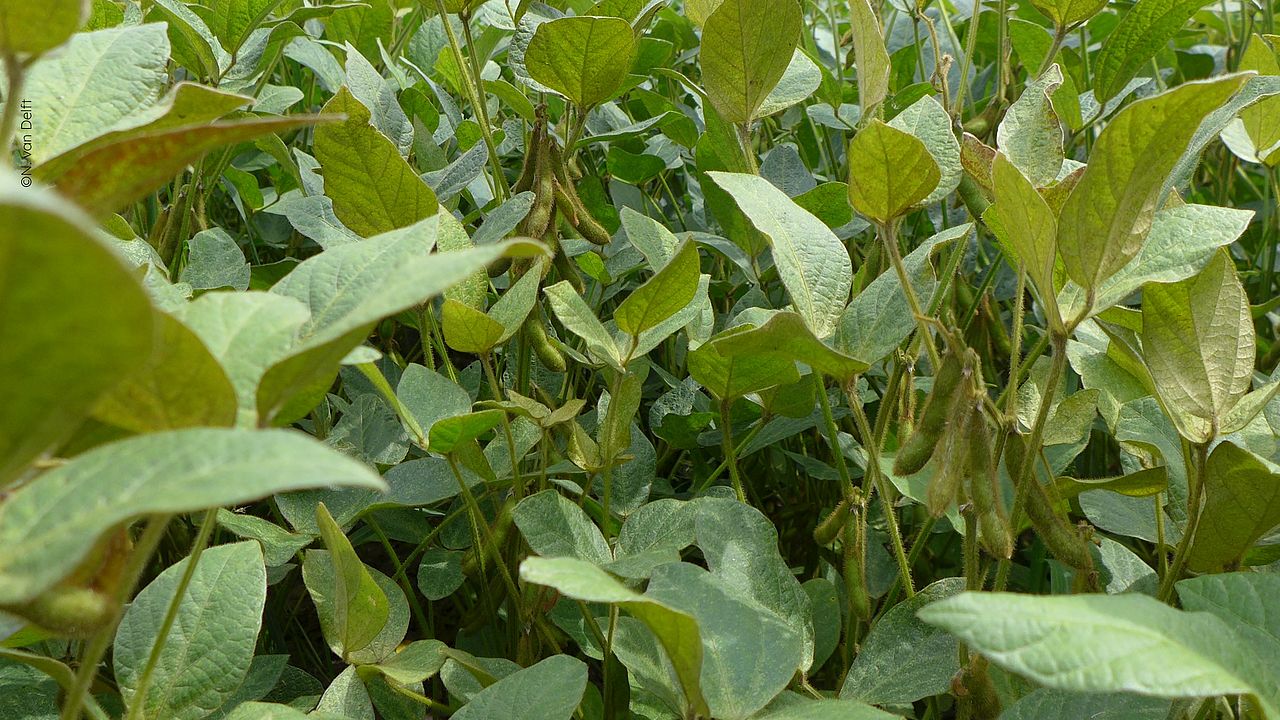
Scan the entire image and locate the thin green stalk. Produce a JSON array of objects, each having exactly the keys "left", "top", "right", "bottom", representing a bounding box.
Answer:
[
  {"left": 1, "top": 53, "right": 26, "bottom": 167},
  {"left": 718, "top": 400, "right": 745, "bottom": 502},
  {"left": 445, "top": 455, "right": 524, "bottom": 621},
  {"left": 880, "top": 219, "right": 942, "bottom": 371},
  {"left": 63, "top": 516, "right": 173, "bottom": 720},
  {"left": 481, "top": 353, "right": 526, "bottom": 499},
  {"left": 433, "top": 2, "right": 507, "bottom": 200},
  {"left": 847, "top": 386, "right": 915, "bottom": 598},
  {"left": 1158, "top": 441, "right": 1209, "bottom": 602},
  {"left": 124, "top": 510, "right": 219, "bottom": 720}
]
